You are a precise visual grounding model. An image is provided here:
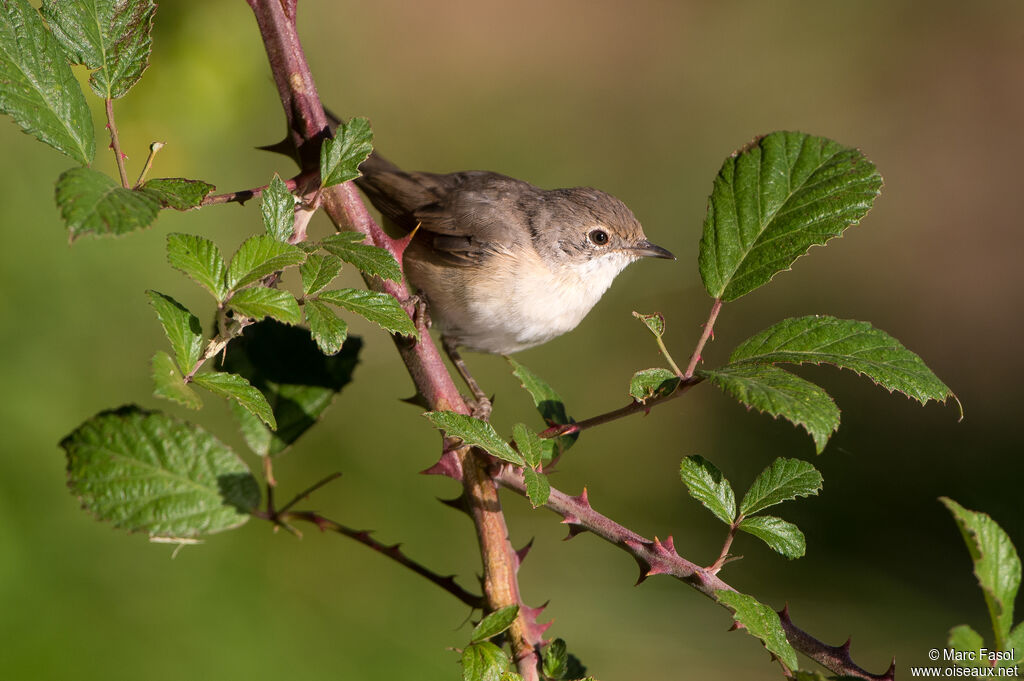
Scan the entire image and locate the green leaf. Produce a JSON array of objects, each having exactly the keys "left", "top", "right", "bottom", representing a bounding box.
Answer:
[
  {"left": 523, "top": 468, "right": 550, "bottom": 508},
  {"left": 320, "top": 116, "right": 374, "bottom": 188},
  {"left": 740, "top": 457, "right": 822, "bottom": 516},
  {"left": 716, "top": 590, "right": 798, "bottom": 671},
  {"left": 941, "top": 497, "right": 1021, "bottom": 647},
  {"left": 679, "top": 455, "right": 736, "bottom": 525},
  {"left": 508, "top": 358, "right": 576, "bottom": 460},
  {"left": 0, "top": 0, "right": 94, "bottom": 163},
  {"left": 218, "top": 320, "right": 361, "bottom": 457},
  {"left": 229, "top": 286, "right": 302, "bottom": 325},
  {"left": 424, "top": 411, "right": 523, "bottom": 466},
  {"left": 632, "top": 310, "right": 665, "bottom": 338},
  {"left": 513, "top": 423, "right": 544, "bottom": 470},
  {"left": 166, "top": 233, "right": 228, "bottom": 302},
  {"left": 192, "top": 371, "right": 277, "bottom": 430},
  {"left": 304, "top": 298, "right": 348, "bottom": 355},
  {"left": 629, "top": 368, "right": 680, "bottom": 403},
  {"left": 471, "top": 605, "right": 520, "bottom": 642},
  {"left": 1006, "top": 623, "right": 1024, "bottom": 665},
  {"left": 542, "top": 639, "right": 569, "bottom": 680},
  {"left": 699, "top": 363, "right": 839, "bottom": 454},
  {"left": 318, "top": 288, "right": 417, "bottom": 338},
  {"left": 699, "top": 131, "right": 882, "bottom": 301},
  {"left": 321, "top": 232, "right": 402, "bottom": 282},
  {"left": 55, "top": 167, "right": 160, "bottom": 240},
  {"left": 261, "top": 174, "right": 295, "bottom": 242},
  {"left": 140, "top": 178, "right": 215, "bottom": 211},
  {"left": 42, "top": 0, "right": 155, "bottom": 99},
  {"left": 150, "top": 351, "right": 201, "bottom": 409},
  {"left": 145, "top": 290, "right": 202, "bottom": 374},
  {"left": 738, "top": 515, "right": 806, "bottom": 559},
  {"left": 947, "top": 625, "right": 985, "bottom": 669},
  {"left": 730, "top": 316, "right": 953, "bottom": 406},
  {"left": 300, "top": 253, "right": 344, "bottom": 296},
  {"left": 61, "top": 406, "right": 259, "bottom": 537},
  {"left": 461, "top": 641, "right": 510, "bottom": 681},
  {"left": 226, "top": 235, "right": 305, "bottom": 291}
]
